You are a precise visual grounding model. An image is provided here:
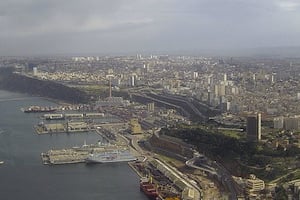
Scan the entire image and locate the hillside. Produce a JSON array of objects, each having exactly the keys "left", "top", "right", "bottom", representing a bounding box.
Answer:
[{"left": 0, "top": 67, "right": 89, "bottom": 104}]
